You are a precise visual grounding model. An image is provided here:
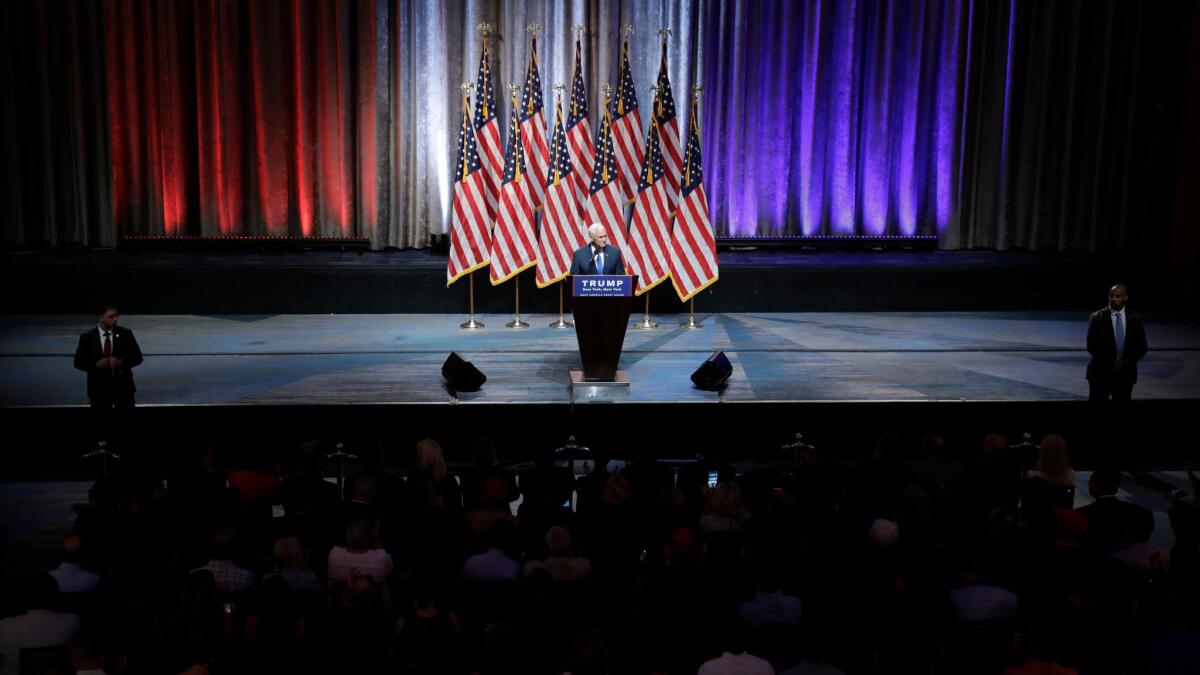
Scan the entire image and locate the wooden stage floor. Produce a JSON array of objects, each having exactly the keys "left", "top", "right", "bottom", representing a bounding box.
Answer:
[{"left": 3, "top": 312, "right": 1199, "bottom": 408}]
